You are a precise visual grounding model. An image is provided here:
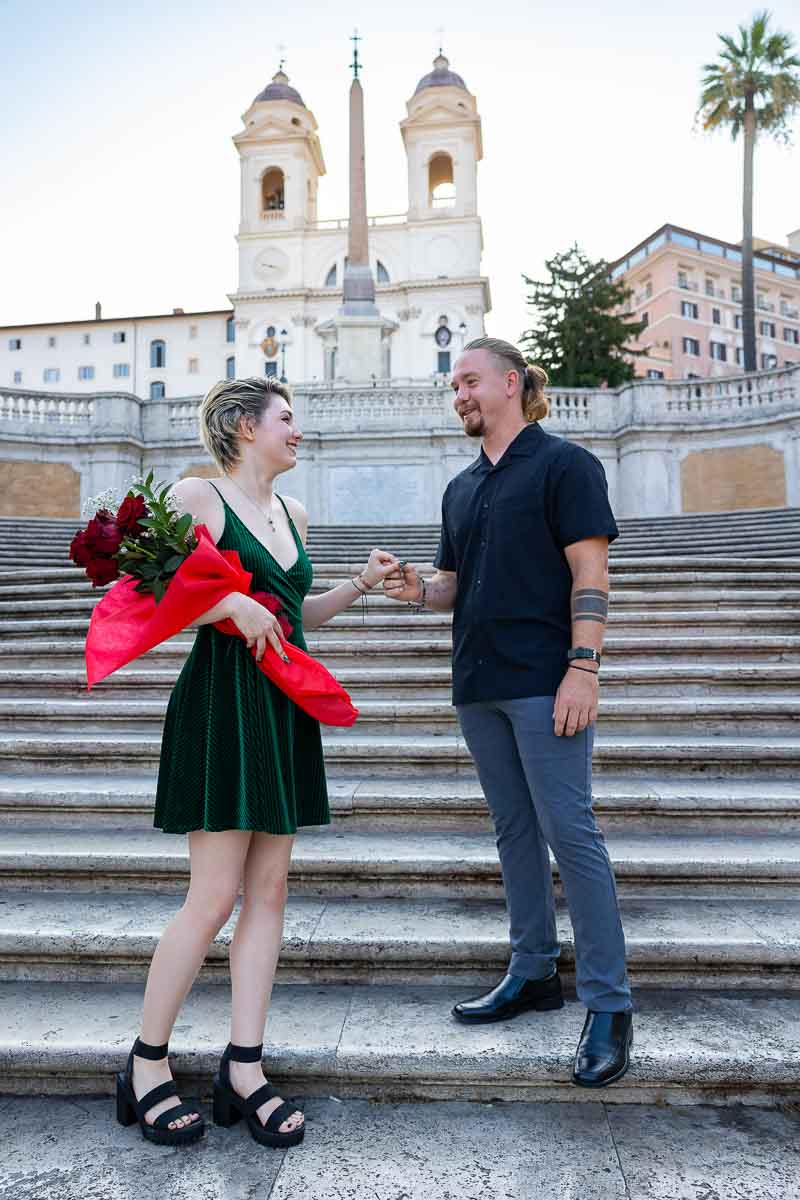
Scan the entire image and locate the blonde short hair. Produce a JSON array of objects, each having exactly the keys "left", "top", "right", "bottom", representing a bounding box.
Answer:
[
  {"left": 463, "top": 336, "right": 549, "bottom": 422},
  {"left": 198, "top": 377, "right": 292, "bottom": 472}
]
